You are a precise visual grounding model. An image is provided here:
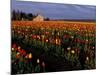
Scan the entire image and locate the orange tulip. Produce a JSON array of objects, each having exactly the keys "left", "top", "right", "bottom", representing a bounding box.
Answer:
[{"left": 28, "top": 53, "right": 32, "bottom": 59}]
